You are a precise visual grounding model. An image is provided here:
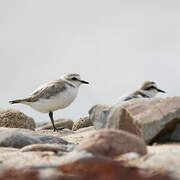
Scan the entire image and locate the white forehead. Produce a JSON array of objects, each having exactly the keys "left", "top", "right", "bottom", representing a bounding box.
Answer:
[
  {"left": 61, "top": 73, "right": 81, "bottom": 79},
  {"left": 140, "top": 81, "right": 158, "bottom": 90},
  {"left": 147, "top": 82, "right": 157, "bottom": 87}
]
